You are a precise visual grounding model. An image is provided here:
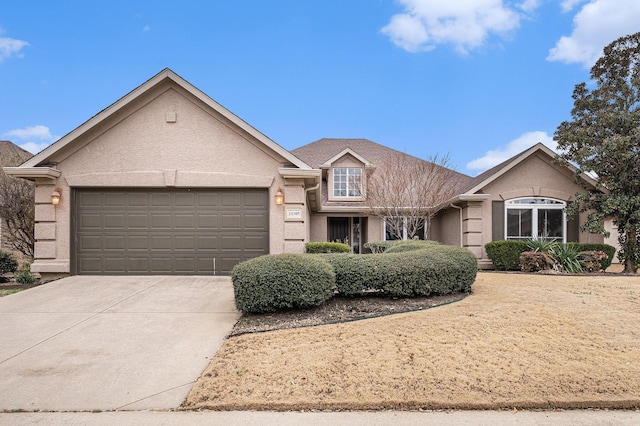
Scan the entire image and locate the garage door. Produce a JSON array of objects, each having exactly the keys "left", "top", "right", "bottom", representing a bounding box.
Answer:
[{"left": 73, "top": 189, "right": 269, "bottom": 275}]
